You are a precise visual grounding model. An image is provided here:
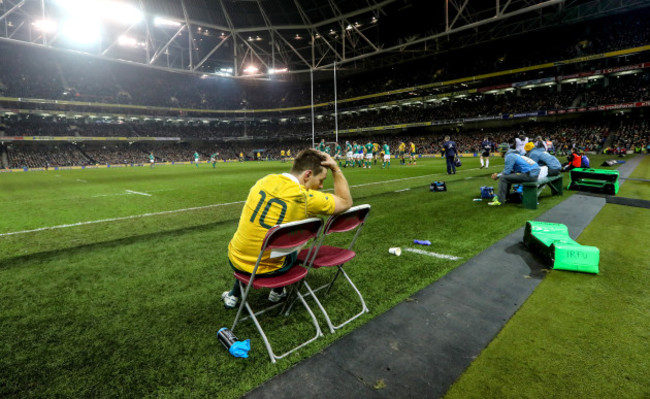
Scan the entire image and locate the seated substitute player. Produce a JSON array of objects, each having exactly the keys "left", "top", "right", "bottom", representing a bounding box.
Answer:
[
  {"left": 488, "top": 144, "right": 540, "bottom": 206},
  {"left": 222, "top": 149, "right": 353, "bottom": 308}
]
